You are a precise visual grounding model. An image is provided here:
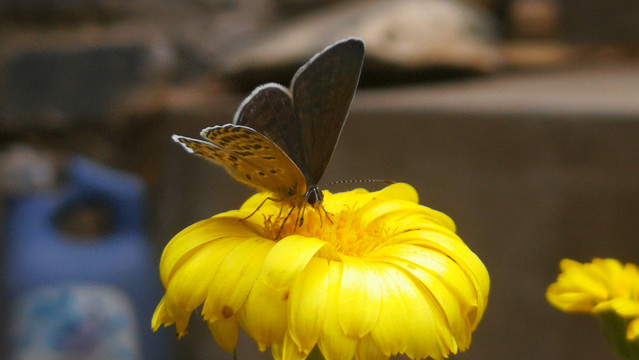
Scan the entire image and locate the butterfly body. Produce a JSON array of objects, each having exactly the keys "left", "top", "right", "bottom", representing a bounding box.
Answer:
[{"left": 173, "top": 37, "right": 365, "bottom": 219}]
